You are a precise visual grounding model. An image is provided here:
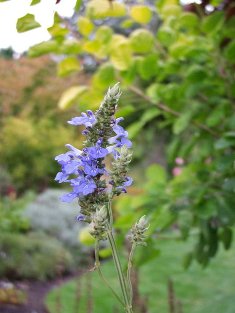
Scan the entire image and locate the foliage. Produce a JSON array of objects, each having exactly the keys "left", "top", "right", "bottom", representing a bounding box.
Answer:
[
  {"left": 0, "top": 117, "right": 76, "bottom": 191},
  {"left": 0, "top": 192, "right": 34, "bottom": 233},
  {"left": 0, "top": 232, "right": 74, "bottom": 280},
  {"left": 46, "top": 236, "right": 235, "bottom": 313},
  {"left": 0, "top": 56, "right": 87, "bottom": 192},
  {"left": 18, "top": 0, "right": 235, "bottom": 266},
  {"left": 24, "top": 189, "right": 87, "bottom": 248}
]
